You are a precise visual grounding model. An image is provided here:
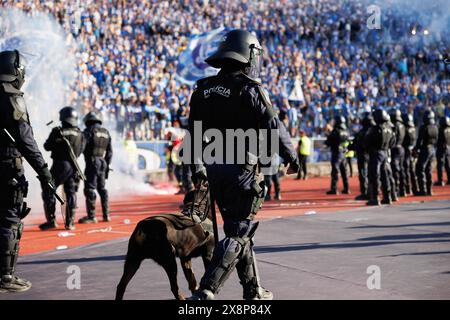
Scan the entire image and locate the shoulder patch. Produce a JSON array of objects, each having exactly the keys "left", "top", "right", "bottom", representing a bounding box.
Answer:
[
  {"left": 257, "top": 86, "right": 273, "bottom": 108},
  {"left": 10, "top": 95, "right": 28, "bottom": 122}
]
